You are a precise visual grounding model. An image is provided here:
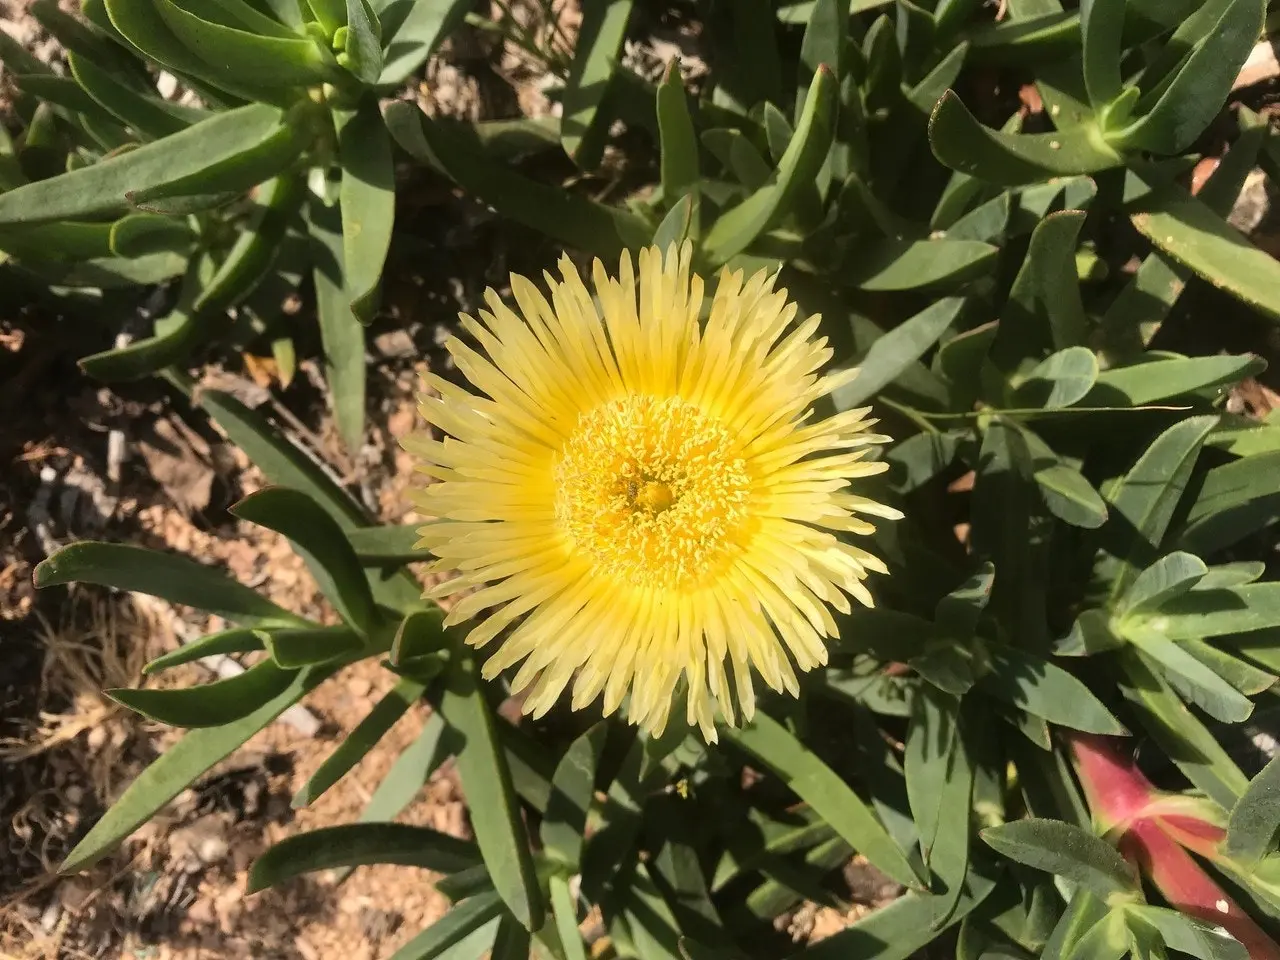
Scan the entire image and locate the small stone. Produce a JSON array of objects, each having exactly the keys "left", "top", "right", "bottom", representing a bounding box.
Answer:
[{"left": 348, "top": 676, "right": 373, "bottom": 699}]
